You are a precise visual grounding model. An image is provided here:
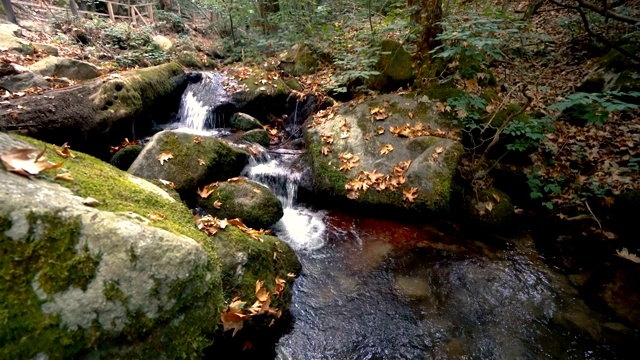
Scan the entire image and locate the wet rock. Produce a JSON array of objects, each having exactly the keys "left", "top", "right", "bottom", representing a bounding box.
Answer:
[
  {"left": 469, "top": 188, "right": 514, "bottom": 229},
  {"left": 278, "top": 43, "right": 319, "bottom": 76},
  {"left": 304, "top": 93, "right": 462, "bottom": 213},
  {"left": 32, "top": 43, "right": 59, "bottom": 56},
  {"left": 598, "top": 264, "right": 640, "bottom": 328},
  {"left": 29, "top": 56, "right": 99, "bottom": 81},
  {"left": 109, "top": 145, "right": 143, "bottom": 171},
  {"left": 197, "top": 179, "right": 284, "bottom": 229},
  {"left": 231, "top": 67, "right": 291, "bottom": 122},
  {"left": 0, "top": 23, "right": 34, "bottom": 55},
  {"left": 369, "top": 39, "right": 414, "bottom": 90},
  {"left": 0, "top": 71, "right": 50, "bottom": 92},
  {"left": 128, "top": 130, "right": 249, "bottom": 191},
  {"left": 394, "top": 276, "right": 432, "bottom": 299},
  {"left": 240, "top": 128, "right": 270, "bottom": 147},
  {"left": 230, "top": 112, "right": 263, "bottom": 131}
]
